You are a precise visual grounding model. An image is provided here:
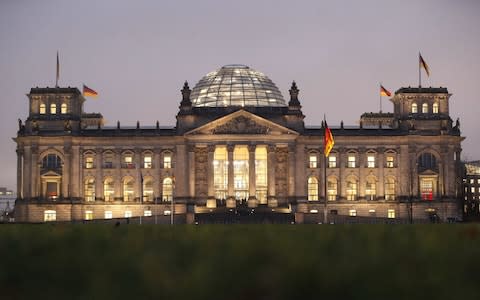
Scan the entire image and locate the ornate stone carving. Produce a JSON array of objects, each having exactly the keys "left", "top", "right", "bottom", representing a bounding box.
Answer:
[
  {"left": 211, "top": 116, "right": 269, "bottom": 134},
  {"left": 195, "top": 147, "right": 208, "bottom": 197}
]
